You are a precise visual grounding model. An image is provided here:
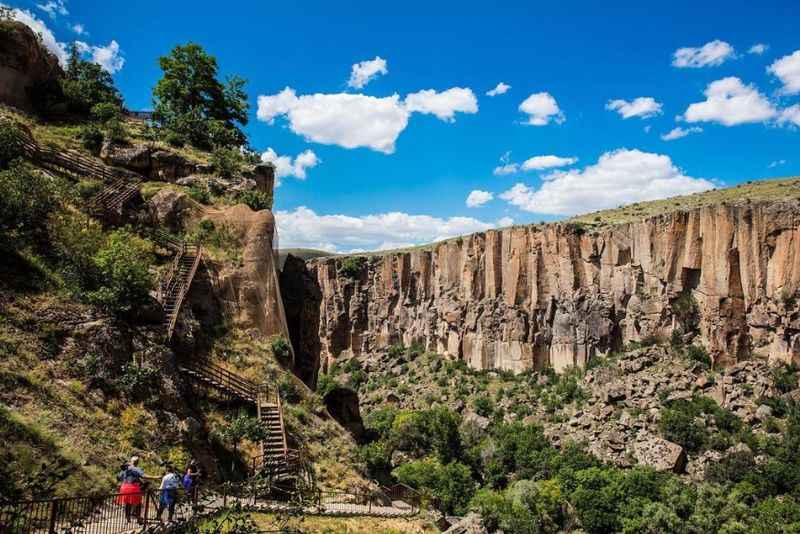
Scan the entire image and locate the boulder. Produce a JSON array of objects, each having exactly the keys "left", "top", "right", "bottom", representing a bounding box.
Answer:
[
  {"left": 443, "top": 513, "right": 488, "bottom": 534},
  {"left": 100, "top": 142, "right": 151, "bottom": 172},
  {"left": 146, "top": 189, "right": 198, "bottom": 232},
  {"left": 0, "top": 21, "right": 63, "bottom": 111},
  {"left": 464, "top": 412, "right": 490, "bottom": 431},
  {"left": 755, "top": 404, "right": 773, "bottom": 421},
  {"left": 151, "top": 150, "right": 194, "bottom": 181},
  {"left": 633, "top": 437, "right": 686, "bottom": 473}
]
